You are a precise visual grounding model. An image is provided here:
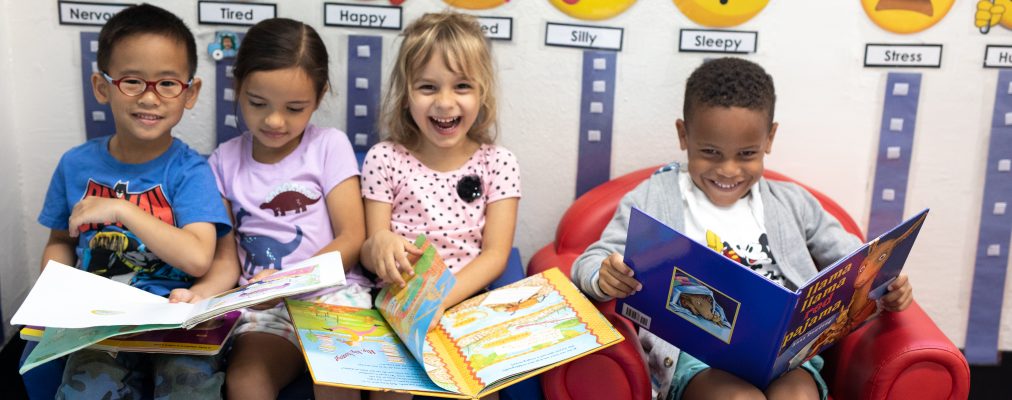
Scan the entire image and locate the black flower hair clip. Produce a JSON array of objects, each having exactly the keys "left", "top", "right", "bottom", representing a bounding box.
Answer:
[{"left": 456, "top": 175, "right": 483, "bottom": 203}]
